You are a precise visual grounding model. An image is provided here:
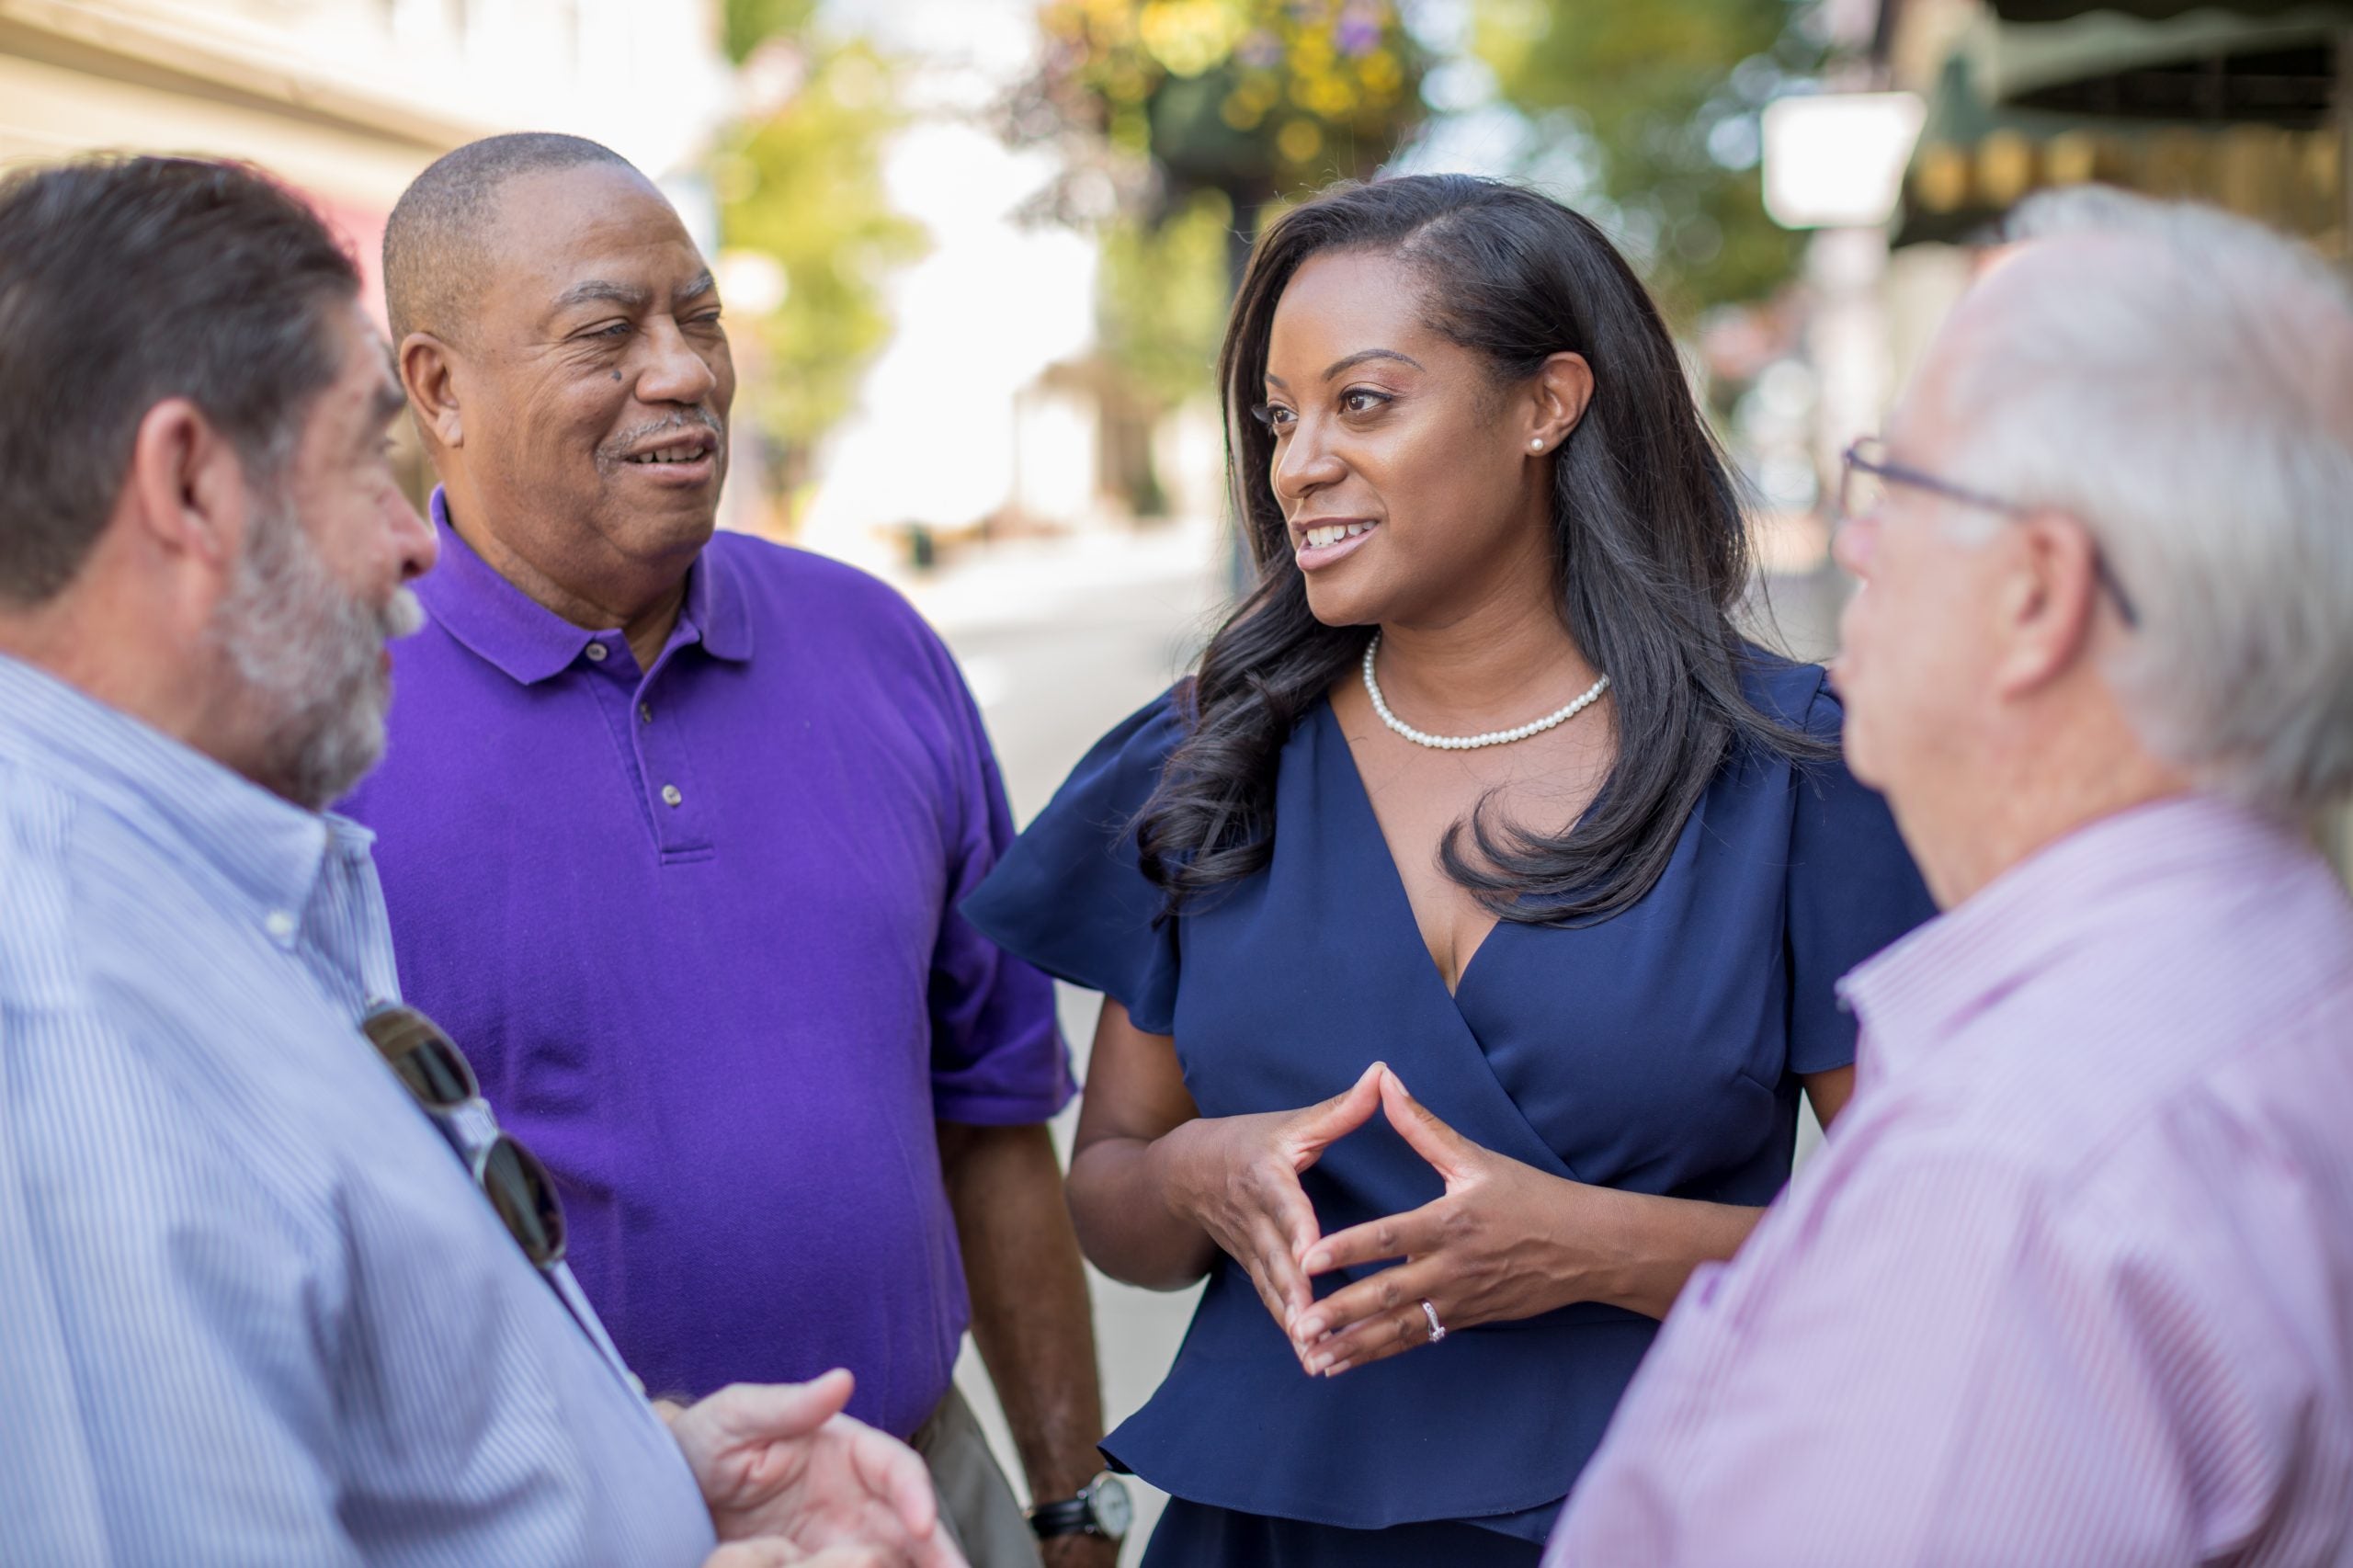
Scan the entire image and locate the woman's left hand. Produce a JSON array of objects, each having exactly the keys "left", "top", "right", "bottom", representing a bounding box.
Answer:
[{"left": 1290, "top": 1067, "right": 1627, "bottom": 1376}]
